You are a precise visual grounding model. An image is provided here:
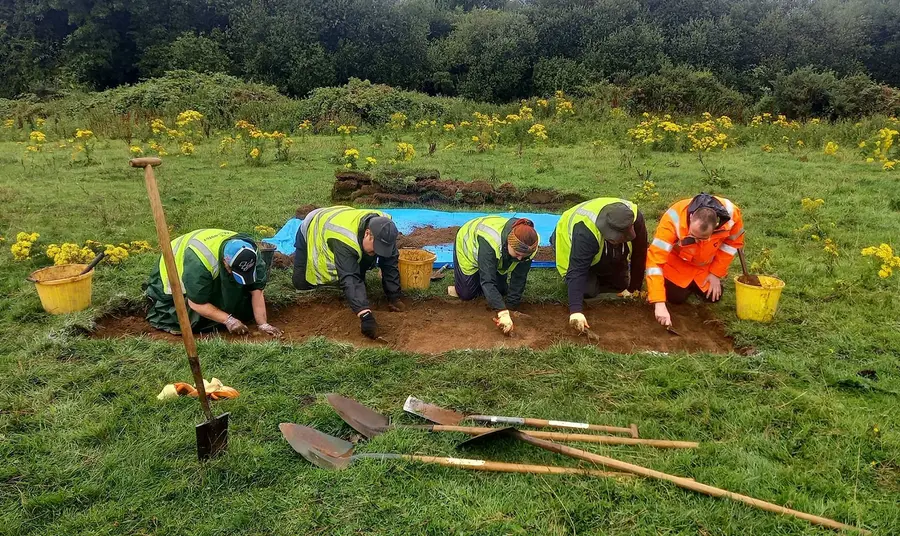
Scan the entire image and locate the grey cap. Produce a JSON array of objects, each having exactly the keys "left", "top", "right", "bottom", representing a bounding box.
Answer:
[
  {"left": 596, "top": 203, "right": 636, "bottom": 243},
  {"left": 368, "top": 217, "right": 398, "bottom": 257}
]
